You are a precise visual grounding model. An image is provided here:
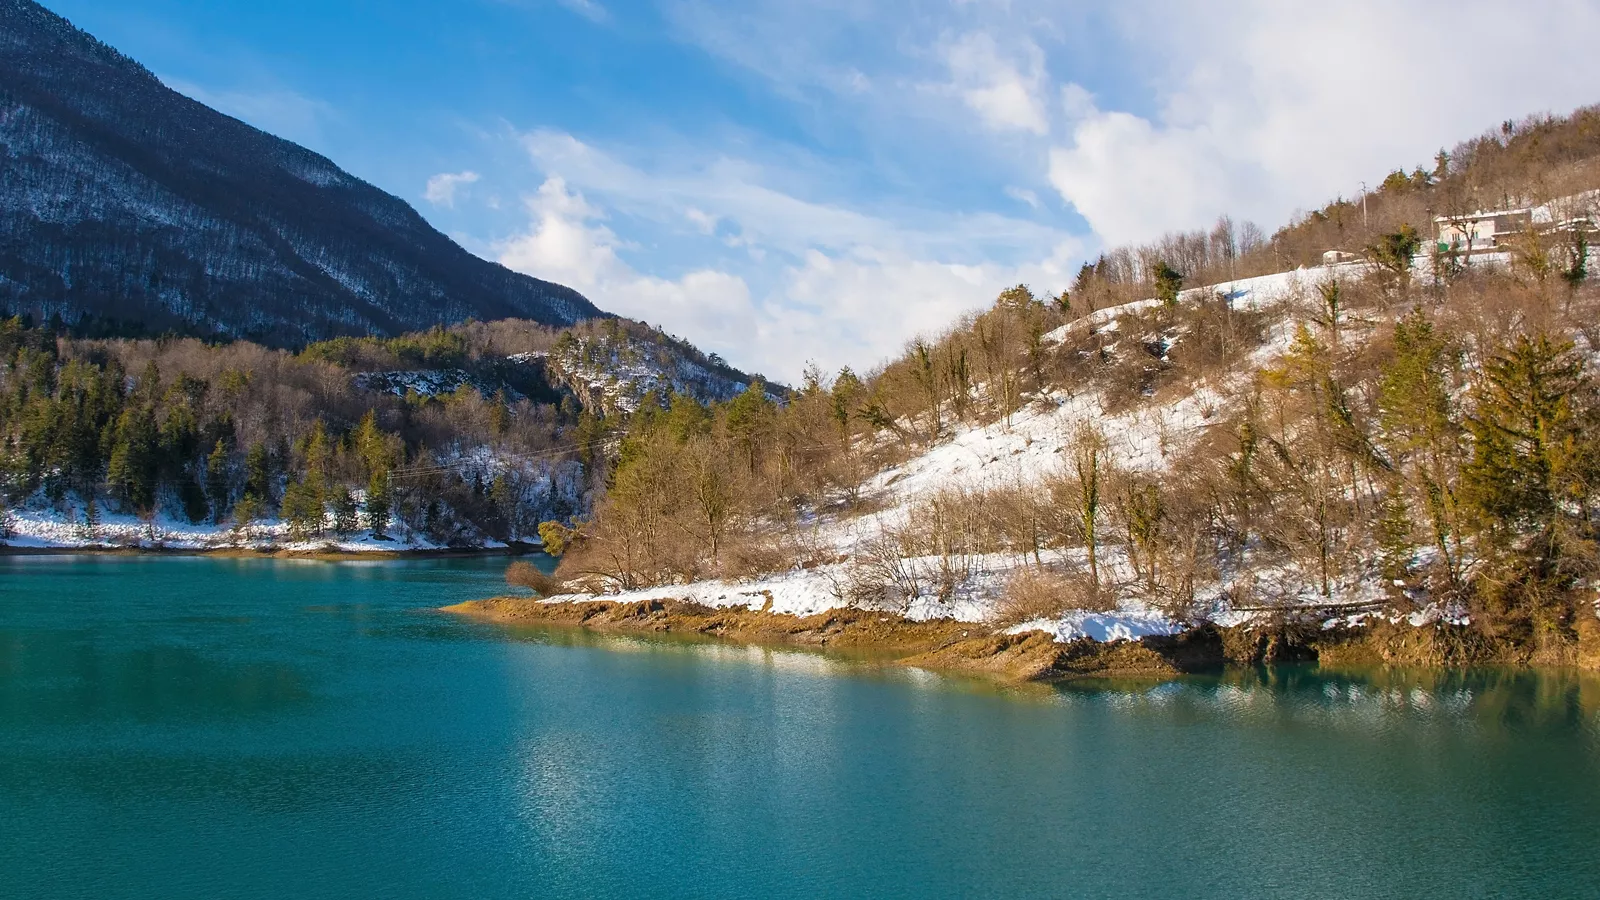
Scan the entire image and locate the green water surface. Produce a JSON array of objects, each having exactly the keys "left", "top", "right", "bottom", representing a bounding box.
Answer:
[{"left": 2, "top": 554, "right": 1598, "bottom": 899}]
